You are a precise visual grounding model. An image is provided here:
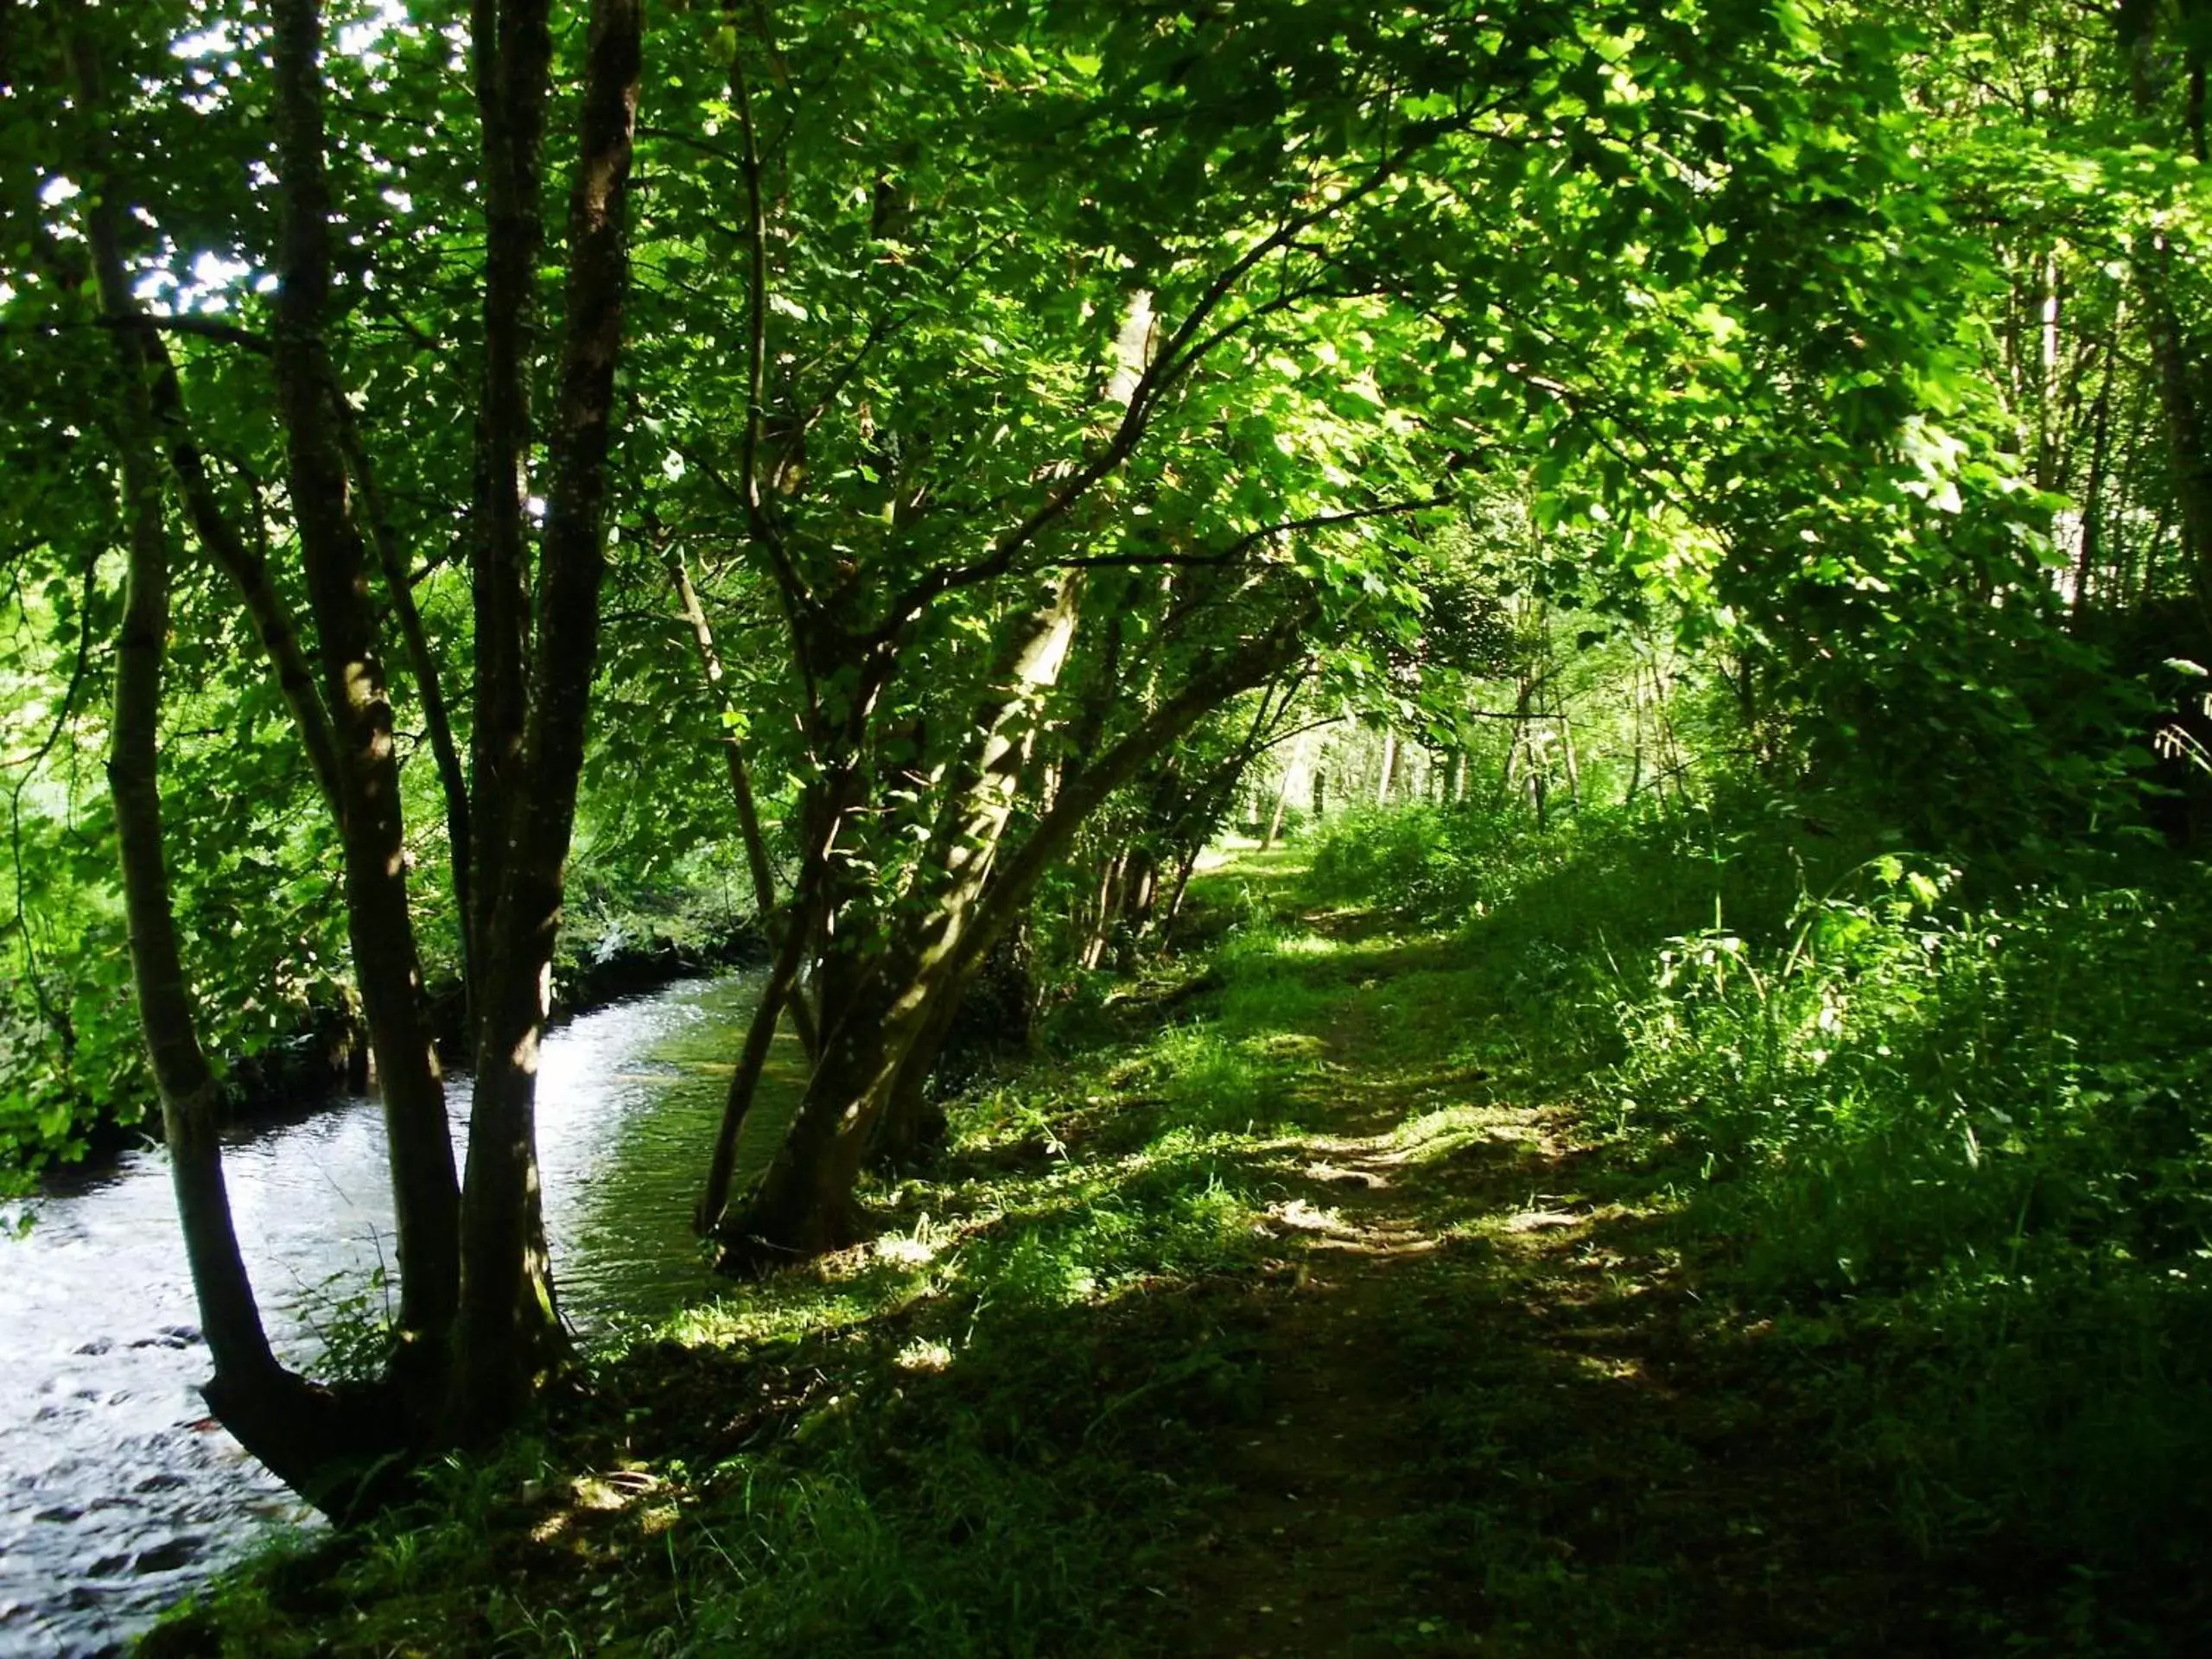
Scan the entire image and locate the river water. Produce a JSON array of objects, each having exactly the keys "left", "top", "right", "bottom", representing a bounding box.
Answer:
[{"left": 0, "top": 975, "right": 767, "bottom": 1658}]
